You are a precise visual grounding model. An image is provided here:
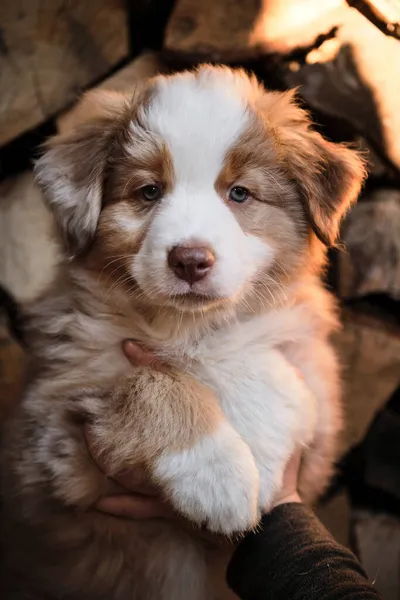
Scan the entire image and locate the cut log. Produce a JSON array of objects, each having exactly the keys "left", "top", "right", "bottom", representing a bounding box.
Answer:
[
  {"left": 284, "top": 7, "right": 400, "bottom": 171},
  {"left": 353, "top": 509, "right": 400, "bottom": 600},
  {"left": 93, "top": 52, "right": 168, "bottom": 94},
  {"left": 0, "top": 172, "right": 59, "bottom": 302},
  {"left": 317, "top": 490, "right": 351, "bottom": 547},
  {"left": 338, "top": 190, "right": 400, "bottom": 300},
  {"left": 165, "top": 0, "right": 346, "bottom": 62},
  {"left": 0, "top": 0, "right": 128, "bottom": 146},
  {"left": 57, "top": 52, "right": 167, "bottom": 134},
  {"left": 333, "top": 309, "right": 400, "bottom": 457}
]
